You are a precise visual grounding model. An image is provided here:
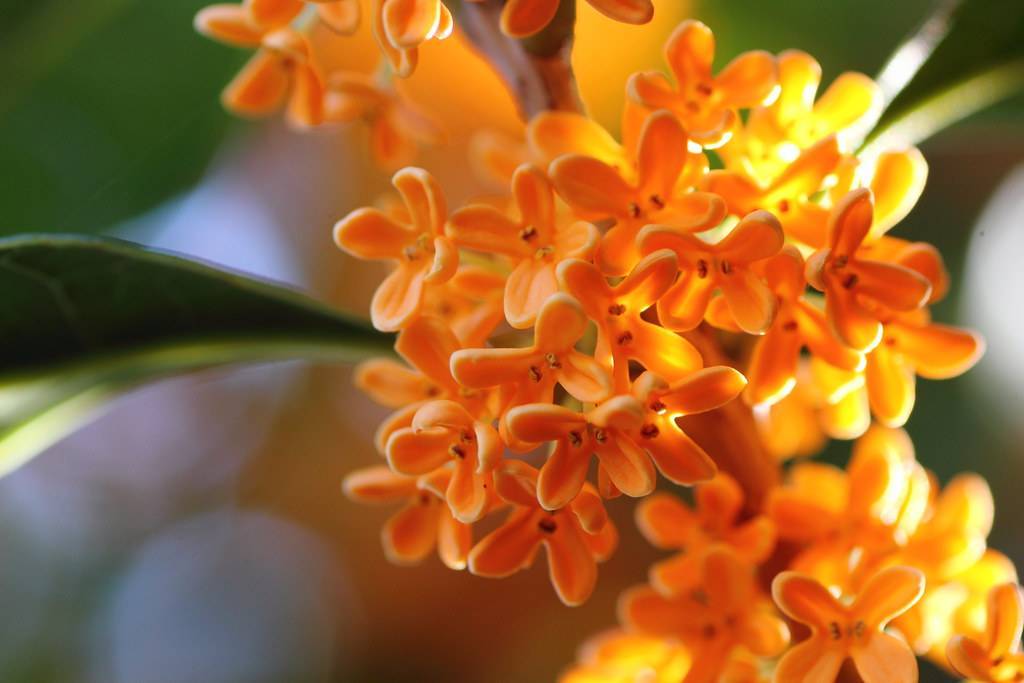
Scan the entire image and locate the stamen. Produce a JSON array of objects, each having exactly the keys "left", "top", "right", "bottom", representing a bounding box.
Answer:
[
  {"left": 842, "top": 273, "right": 859, "bottom": 289},
  {"left": 608, "top": 303, "right": 626, "bottom": 316},
  {"left": 720, "top": 260, "right": 733, "bottom": 275},
  {"left": 696, "top": 83, "right": 713, "bottom": 96},
  {"left": 519, "top": 226, "right": 538, "bottom": 242},
  {"left": 449, "top": 444, "right": 466, "bottom": 459},
  {"left": 617, "top": 331, "right": 634, "bottom": 346},
  {"left": 628, "top": 202, "right": 641, "bottom": 218},
  {"left": 697, "top": 259, "right": 709, "bottom": 278},
  {"left": 649, "top": 194, "right": 665, "bottom": 209},
  {"left": 568, "top": 430, "right": 583, "bottom": 447},
  {"left": 545, "top": 352, "right": 562, "bottom": 369},
  {"left": 593, "top": 428, "right": 607, "bottom": 444},
  {"left": 828, "top": 622, "right": 842, "bottom": 640},
  {"left": 529, "top": 366, "right": 543, "bottom": 382},
  {"left": 640, "top": 423, "right": 660, "bottom": 439},
  {"left": 649, "top": 399, "right": 667, "bottom": 414},
  {"left": 782, "top": 320, "right": 798, "bottom": 332},
  {"left": 538, "top": 518, "right": 558, "bottom": 534}
]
